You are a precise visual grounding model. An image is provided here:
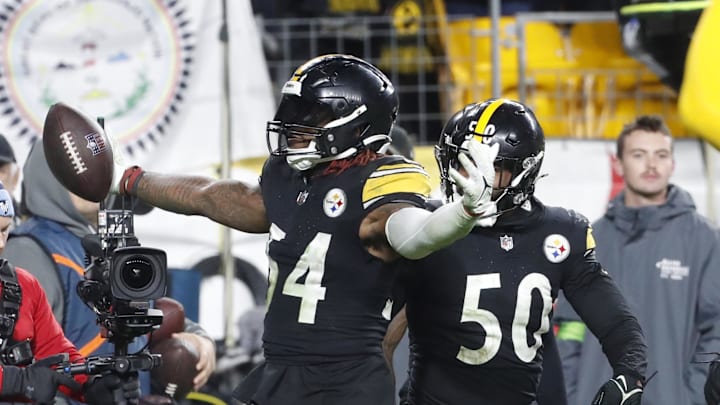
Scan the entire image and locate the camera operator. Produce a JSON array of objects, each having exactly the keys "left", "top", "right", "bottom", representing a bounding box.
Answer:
[
  {"left": 5, "top": 142, "right": 216, "bottom": 403},
  {"left": 0, "top": 181, "right": 139, "bottom": 404}
]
